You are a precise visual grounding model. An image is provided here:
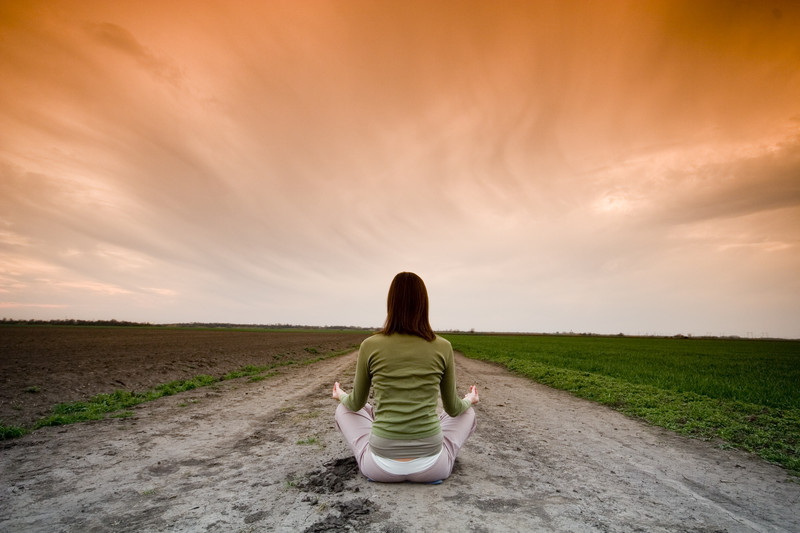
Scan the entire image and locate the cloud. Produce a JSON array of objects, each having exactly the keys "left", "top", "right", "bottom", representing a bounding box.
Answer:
[
  {"left": 0, "top": 302, "right": 69, "bottom": 309},
  {"left": 665, "top": 136, "right": 800, "bottom": 224},
  {"left": 47, "top": 280, "right": 133, "bottom": 296},
  {"left": 0, "top": 1, "right": 798, "bottom": 335},
  {"left": 85, "top": 22, "right": 182, "bottom": 86}
]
